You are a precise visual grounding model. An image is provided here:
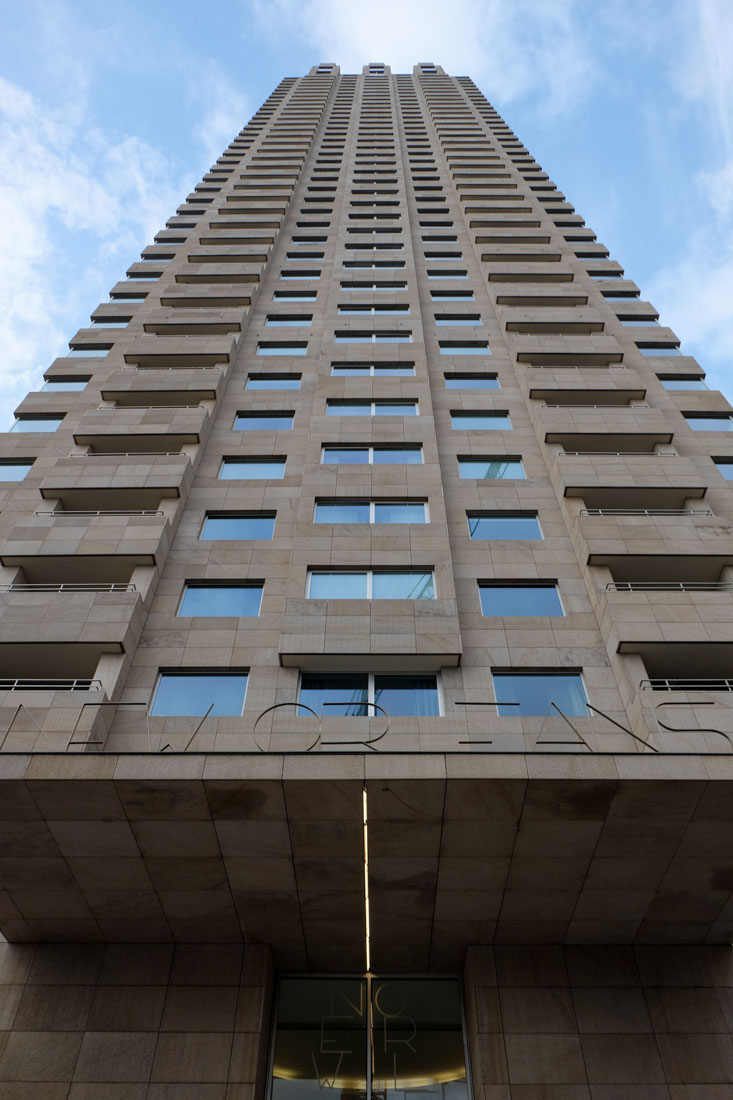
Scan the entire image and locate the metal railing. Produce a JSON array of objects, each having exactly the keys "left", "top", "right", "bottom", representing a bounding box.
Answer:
[
  {"left": 545, "top": 402, "right": 649, "bottom": 409},
  {"left": 641, "top": 678, "right": 733, "bottom": 692},
  {"left": 0, "top": 678, "right": 103, "bottom": 691},
  {"left": 608, "top": 581, "right": 731, "bottom": 592},
  {"left": 580, "top": 508, "right": 712, "bottom": 517},
  {"left": 561, "top": 450, "right": 676, "bottom": 457},
  {"left": 34, "top": 509, "right": 164, "bottom": 517},
  {"left": 68, "top": 451, "right": 189, "bottom": 459},
  {"left": 0, "top": 583, "right": 136, "bottom": 593},
  {"left": 95, "top": 404, "right": 205, "bottom": 411}
]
